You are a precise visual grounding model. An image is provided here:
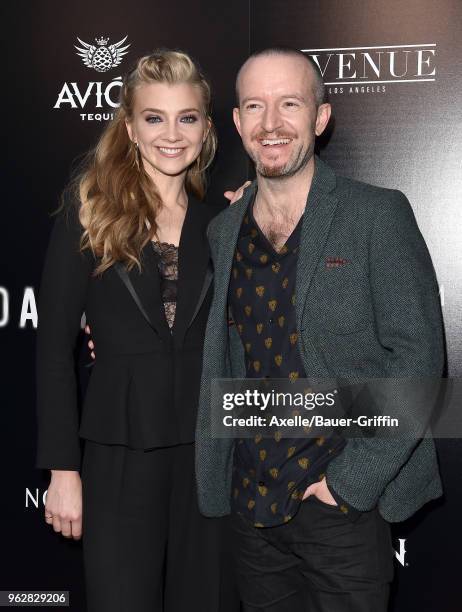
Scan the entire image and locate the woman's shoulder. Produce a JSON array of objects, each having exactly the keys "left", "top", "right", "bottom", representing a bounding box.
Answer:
[
  {"left": 188, "top": 192, "right": 227, "bottom": 224},
  {"left": 52, "top": 187, "right": 85, "bottom": 234},
  {"left": 45, "top": 188, "right": 91, "bottom": 263}
]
